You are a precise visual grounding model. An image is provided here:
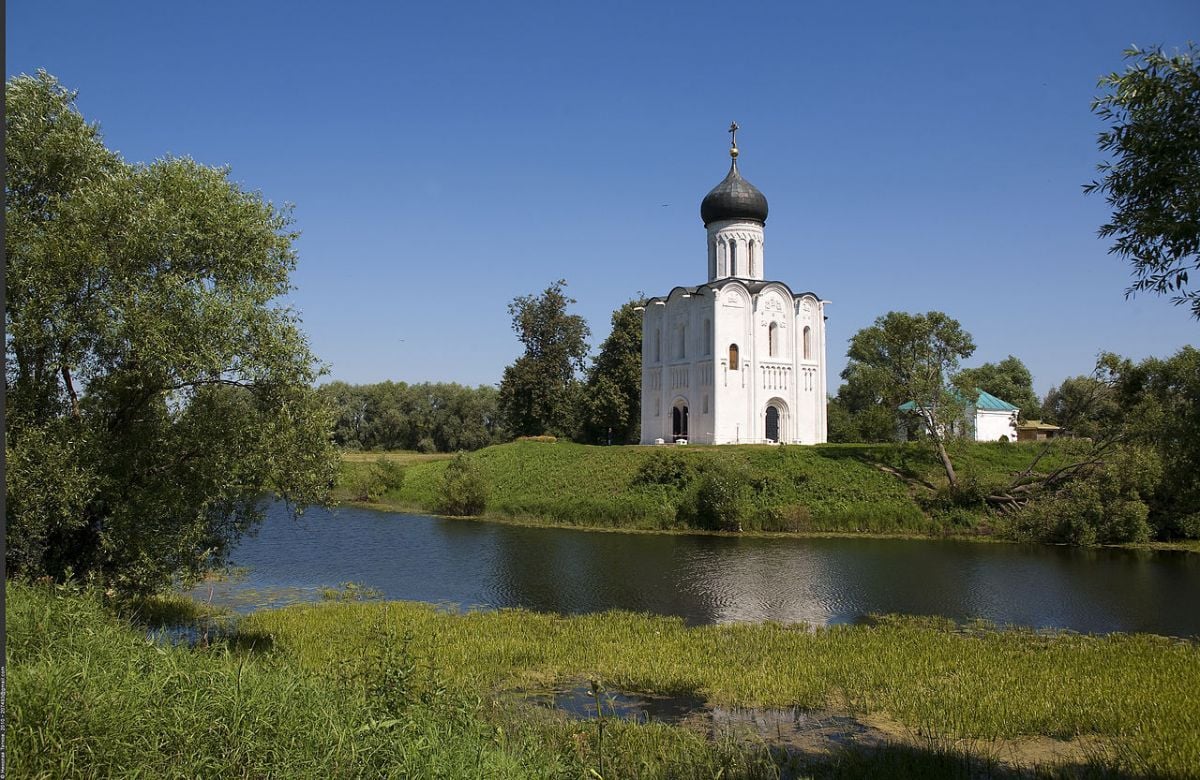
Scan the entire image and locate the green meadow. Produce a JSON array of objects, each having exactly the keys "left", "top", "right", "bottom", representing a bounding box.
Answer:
[{"left": 8, "top": 582, "right": 1199, "bottom": 778}]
